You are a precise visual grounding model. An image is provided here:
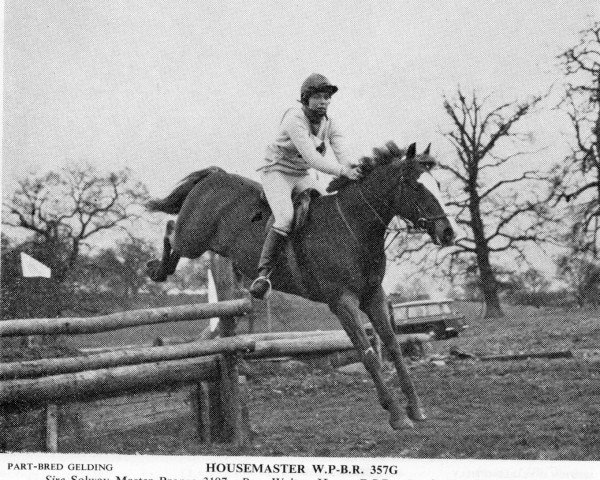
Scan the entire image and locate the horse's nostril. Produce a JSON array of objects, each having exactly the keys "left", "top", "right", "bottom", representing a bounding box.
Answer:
[{"left": 442, "top": 227, "right": 454, "bottom": 244}]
